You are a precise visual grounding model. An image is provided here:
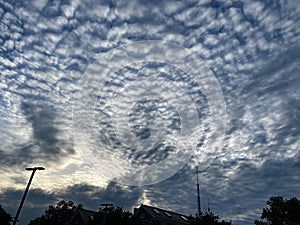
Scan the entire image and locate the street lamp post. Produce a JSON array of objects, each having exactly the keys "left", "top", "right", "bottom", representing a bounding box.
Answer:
[
  {"left": 13, "top": 167, "right": 45, "bottom": 225},
  {"left": 101, "top": 203, "right": 113, "bottom": 225}
]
